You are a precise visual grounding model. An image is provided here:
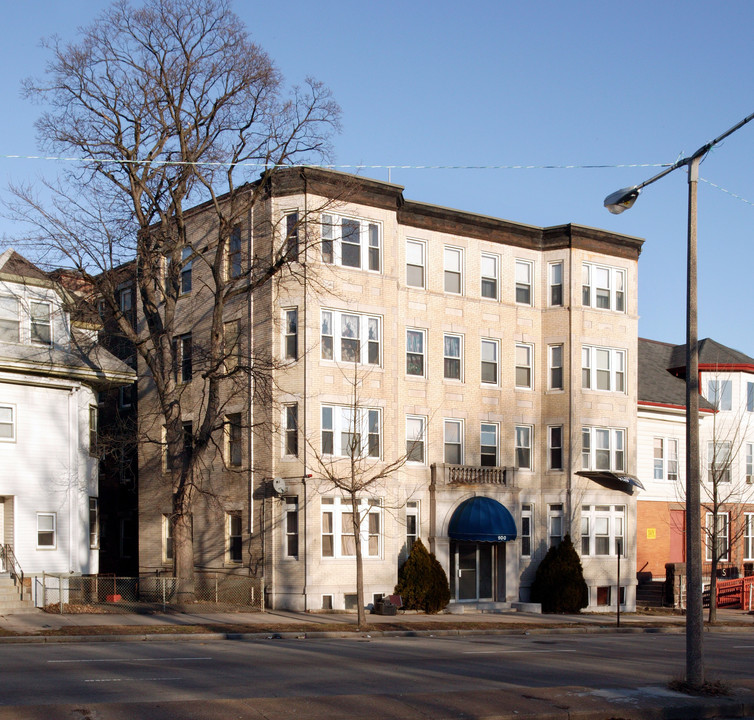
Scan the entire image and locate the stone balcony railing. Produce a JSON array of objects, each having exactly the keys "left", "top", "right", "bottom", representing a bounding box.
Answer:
[{"left": 431, "top": 463, "right": 513, "bottom": 487}]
